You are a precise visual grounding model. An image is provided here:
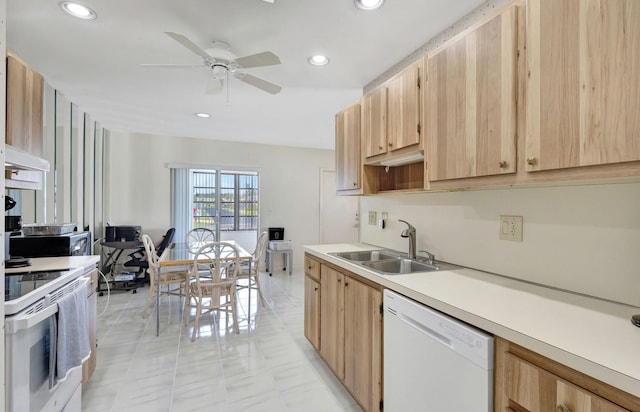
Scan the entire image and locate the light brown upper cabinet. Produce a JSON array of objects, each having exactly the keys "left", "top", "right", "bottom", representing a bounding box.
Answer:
[
  {"left": 361, "top": 87, "right": 388, "bottom": 158},
  {"left": 335, "top": 102, "right": 361, "bottom": 193},
  {"left": 7, "top": 51, "right": 44, "bottom": 157},
  {"left": 425, "top": 5, "right": 517, "bottom": 181},
  {"left": 526, "top": 0, "right": 640, "bottom": 172},
  {"left": 386, "top": 60, "right": 422, "bottom": 152}
]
